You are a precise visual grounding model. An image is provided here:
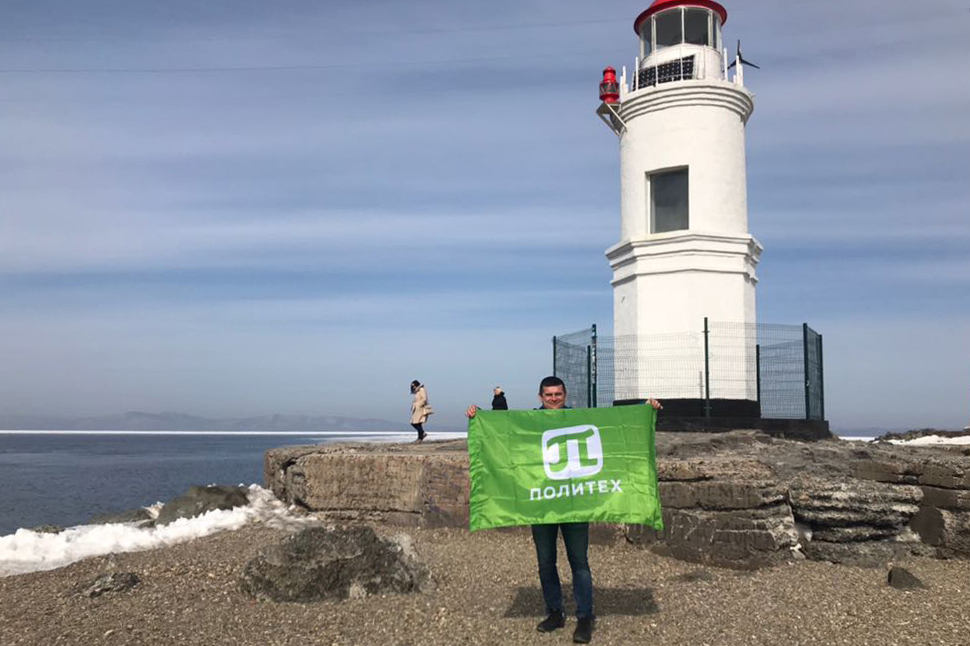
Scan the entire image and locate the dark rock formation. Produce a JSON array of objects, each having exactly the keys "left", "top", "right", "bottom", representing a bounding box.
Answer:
[
  {"left": 911, "top": 508, "right": 970, "bottom": 558},
  {"left": 627, "top": 457, "right": 798, "bottom": 568},
  {"left": 650, "top": 432, "right": 970, "bottom": 566},
  {"left": 801, "top": 541, "right": 931, "bottom": 567},
  {"left": 77, "top": 572, "right": 140, "bottom": 597},
  {"left": 887, "top": 566, "right": 926, "bottom": 590},
  {"left": 790, "top": 478, "right": 922, "bottom": 533},
  {"left": 29, "top": 524, "right": 63, "bottom": 534},
  {"left": 851, "top": 453, "right": 970, "bottom": 557},
  {"left": 637, "top": 504, "right": 799, "bottom": 569},
  {"left": 156, "top": 485, "right": 249, "bottom": 525},
  {"left": 239, "top": 526, "right": 431, "bottom": 602},
  {"left": 788, "top": 477, "right": 923, "bottom": 559}
]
